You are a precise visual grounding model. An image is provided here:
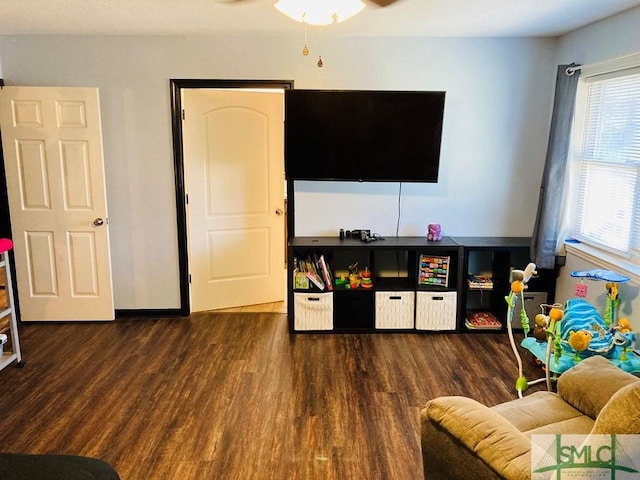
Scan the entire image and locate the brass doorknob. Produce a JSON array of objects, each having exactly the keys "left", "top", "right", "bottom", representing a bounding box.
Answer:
[
  {"left": 93, "top": 218, "right": 104, "bottom": 227},
  {"left": 275, "top": 208, "right": 284, "bottom": 216}
]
